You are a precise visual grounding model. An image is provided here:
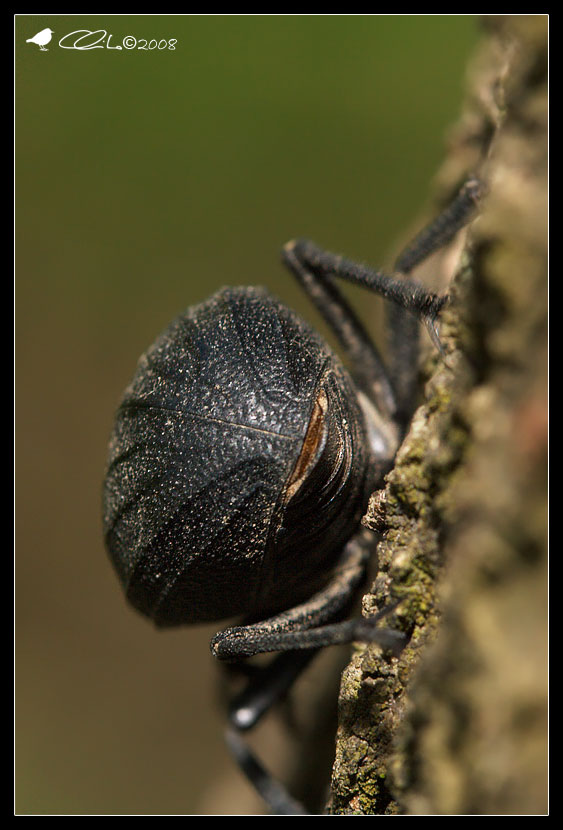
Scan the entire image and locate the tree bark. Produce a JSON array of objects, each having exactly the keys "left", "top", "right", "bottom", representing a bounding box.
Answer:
[{"left": 329, "top": 15, "right": 548, "bottom": 815}]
